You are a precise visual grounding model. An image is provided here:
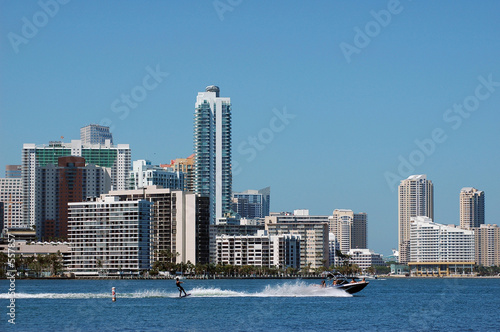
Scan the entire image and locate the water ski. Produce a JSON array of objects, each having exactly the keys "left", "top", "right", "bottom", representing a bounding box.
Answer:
[{"left": 179, "top": 293, "right": 191, "bottom": 298}]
